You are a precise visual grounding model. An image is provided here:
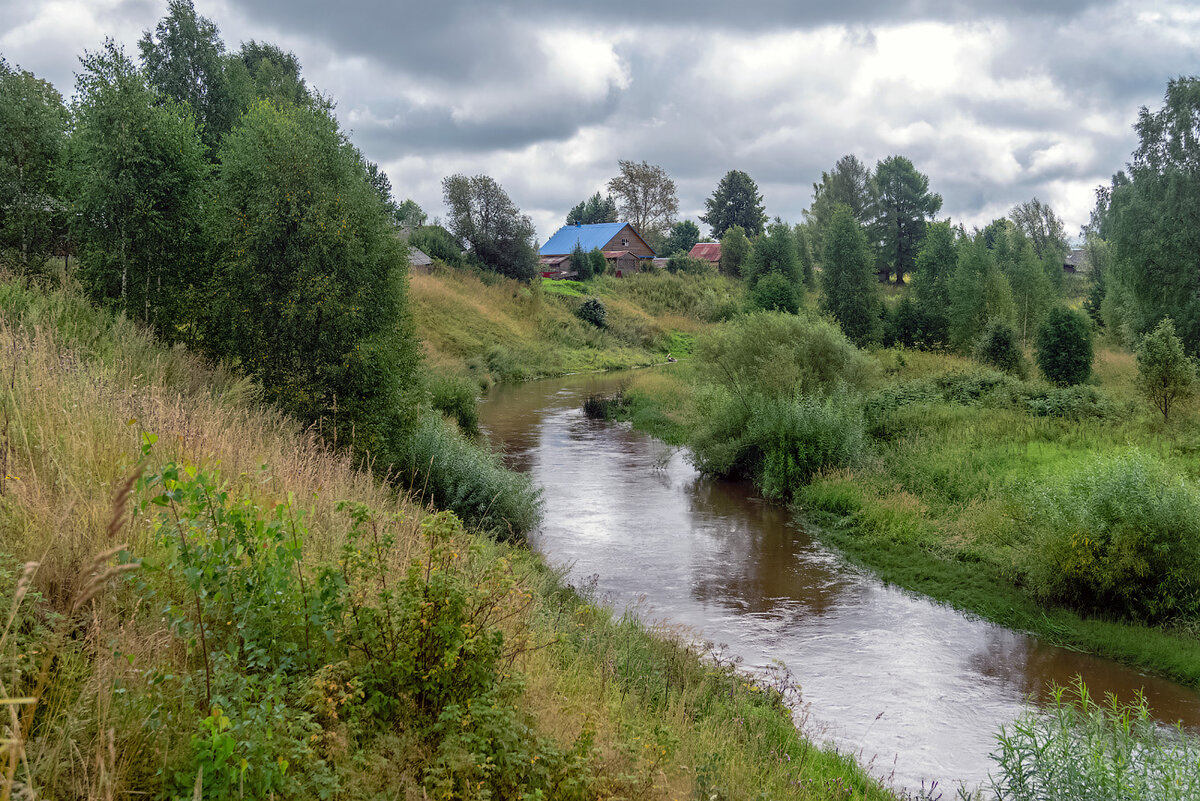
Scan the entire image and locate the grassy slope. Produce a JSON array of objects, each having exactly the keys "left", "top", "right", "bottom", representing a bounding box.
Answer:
[
  {"left": 615, "top": 344, "right": 1200, "bottom": 688},
  {"left": 1, "top": 278, "right": 890, "bottom": 800},
  {"left": 410, "top": 266, "right": 741, "bottom": 383}
]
